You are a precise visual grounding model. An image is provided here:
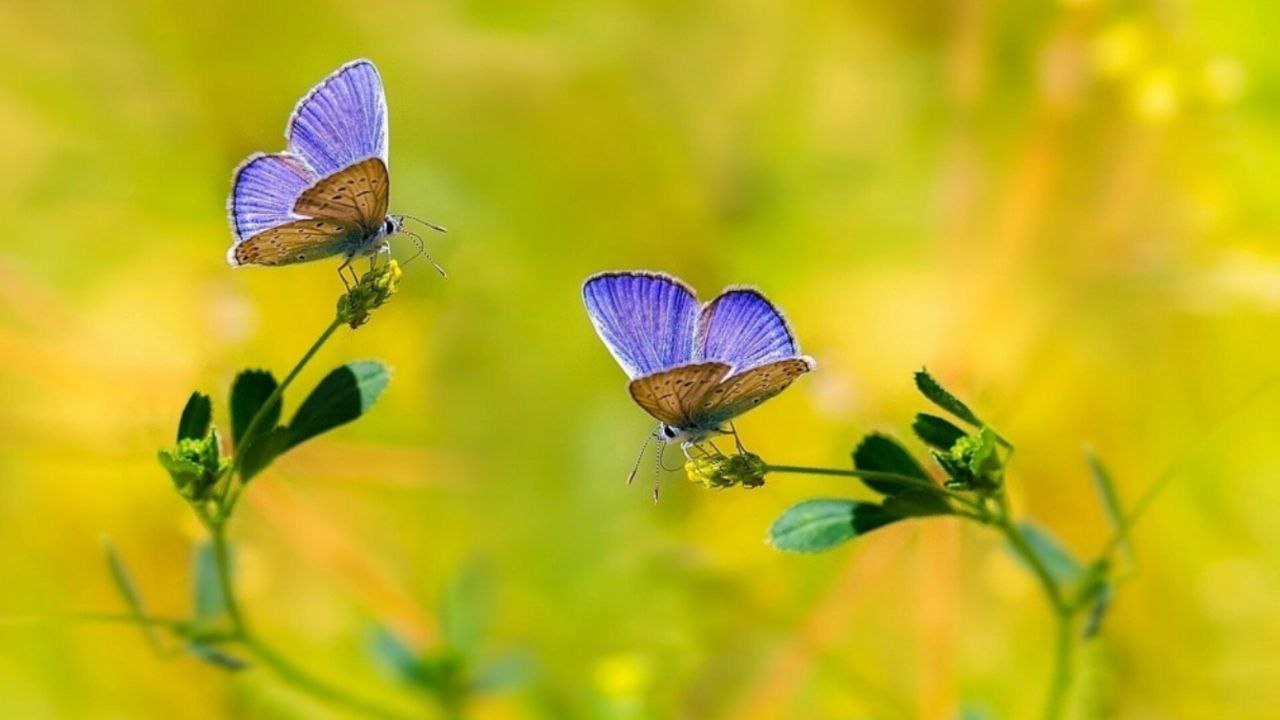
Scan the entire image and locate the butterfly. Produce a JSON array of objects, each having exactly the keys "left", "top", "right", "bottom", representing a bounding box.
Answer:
[
  {"left": 583, "top": 271, "right": 815, "bottom": 493},
  {"left": 226, "top": 59, "right": 445, "bottom": 286}
]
